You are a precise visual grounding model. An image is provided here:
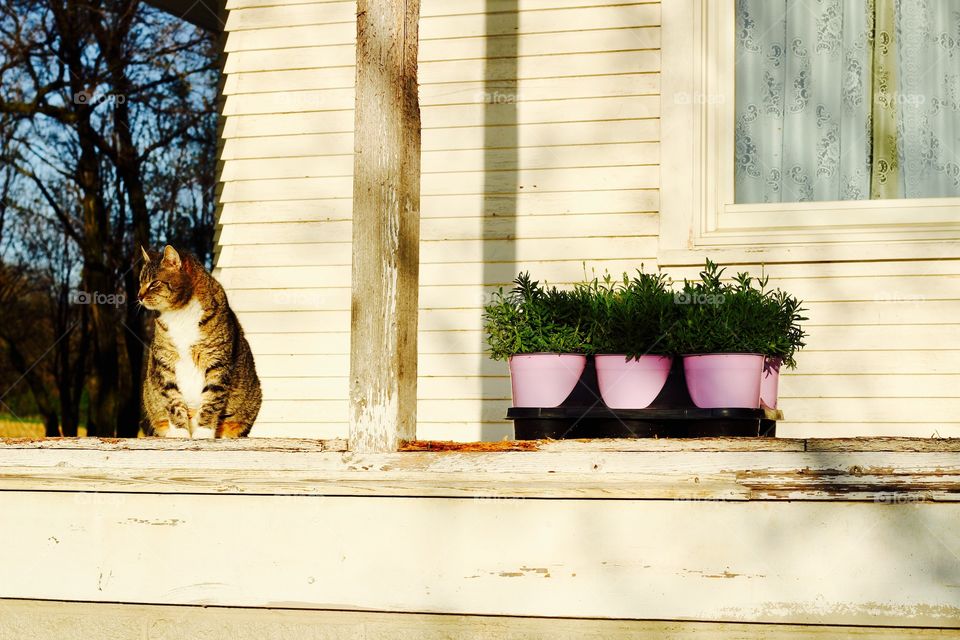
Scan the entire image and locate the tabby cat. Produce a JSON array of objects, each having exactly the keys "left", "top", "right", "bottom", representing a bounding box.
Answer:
[{"left": 139, "top": 245, "right": 261, "bottom": 438}]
